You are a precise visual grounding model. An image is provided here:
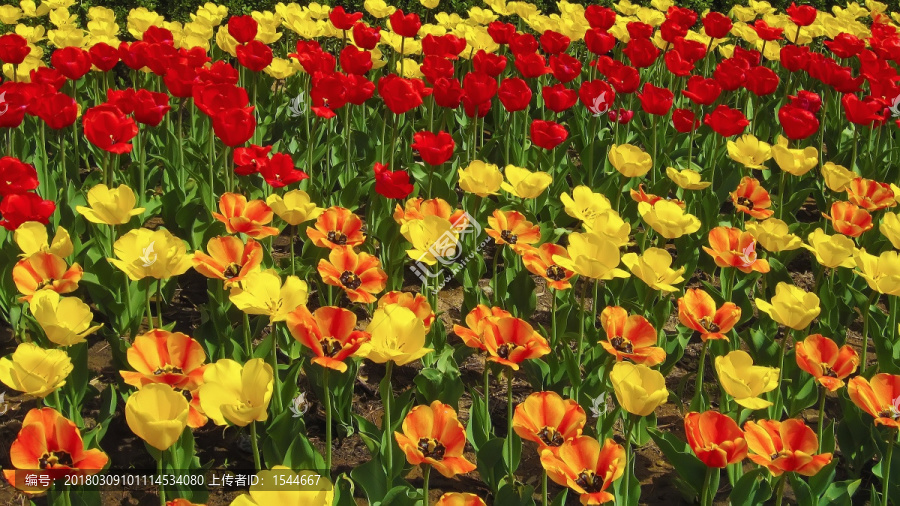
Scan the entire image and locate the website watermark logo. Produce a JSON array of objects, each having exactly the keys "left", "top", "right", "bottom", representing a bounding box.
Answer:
[
  {"left": 0, "top": 91, "right": 8, "bottom": 117},
  {"left": 288, "top": 93, "right": 305, "bottom": 118},
  {"left": 409, "top": 211, "right": 489, "bottom": 294},
  {"left": 140, "top": 242, "right": 157, "bottom": 267}
]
